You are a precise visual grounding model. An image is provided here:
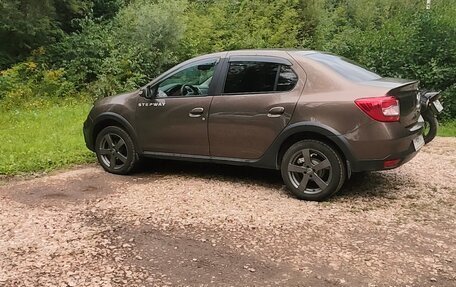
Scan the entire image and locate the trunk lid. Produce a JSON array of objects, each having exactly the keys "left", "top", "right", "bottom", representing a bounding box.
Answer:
[{"left": 361, "top": 78, "right": 421, "bottom": 127}]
